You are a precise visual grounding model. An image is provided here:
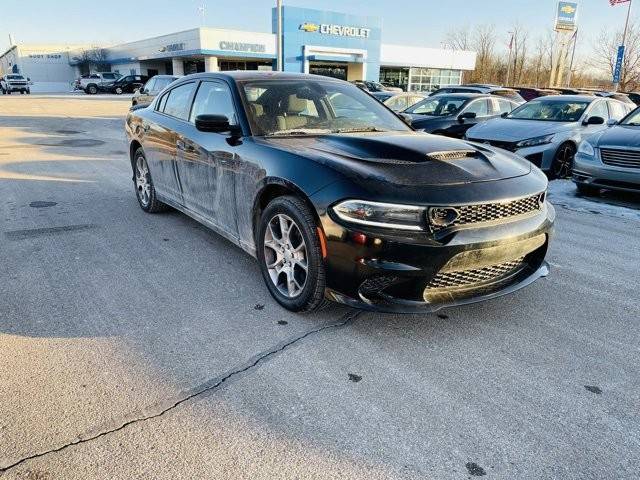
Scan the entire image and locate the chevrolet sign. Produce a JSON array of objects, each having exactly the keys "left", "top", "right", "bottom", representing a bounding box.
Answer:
[{"left": 299, "top": 23, "right": 371, "bottom": 38}]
